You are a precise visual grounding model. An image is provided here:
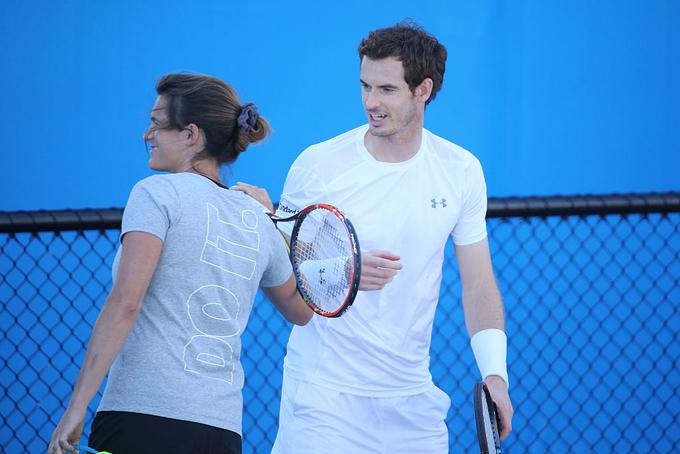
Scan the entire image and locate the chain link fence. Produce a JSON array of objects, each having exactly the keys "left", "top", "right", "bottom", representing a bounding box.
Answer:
[{"left": 1, "top": 193, "right": 678, "bottom": 453}]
